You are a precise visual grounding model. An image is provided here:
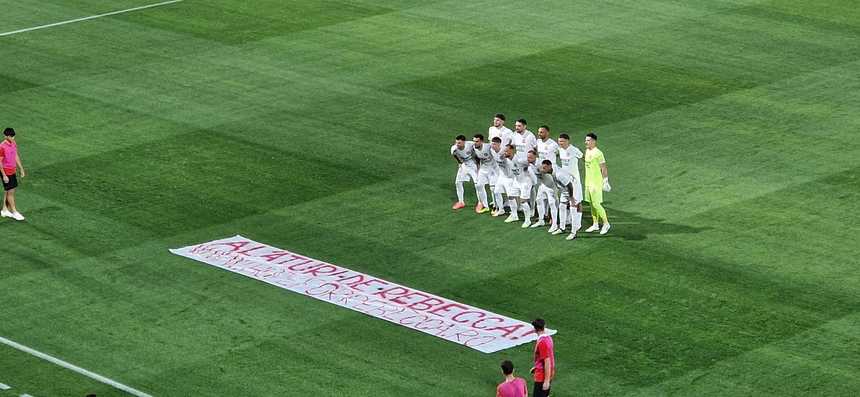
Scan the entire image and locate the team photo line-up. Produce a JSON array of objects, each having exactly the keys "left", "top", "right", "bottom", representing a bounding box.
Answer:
[{"left": 451, "top": 114, "right": 611, "bottom": 240}]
